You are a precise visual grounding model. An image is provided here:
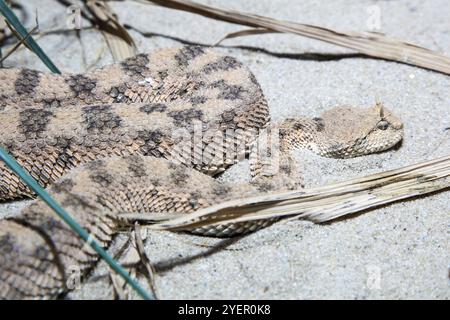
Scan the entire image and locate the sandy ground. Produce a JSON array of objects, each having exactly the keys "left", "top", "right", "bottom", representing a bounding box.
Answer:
[{"left": 1, "top": 0, "right": 449, "bottom": 299}]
